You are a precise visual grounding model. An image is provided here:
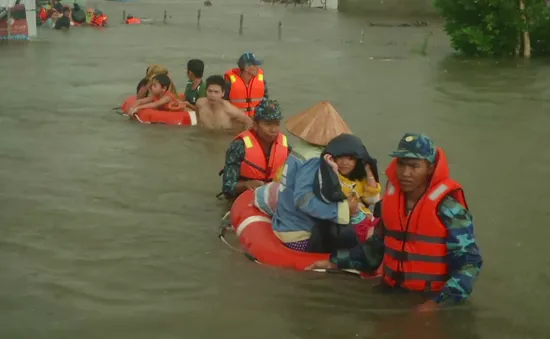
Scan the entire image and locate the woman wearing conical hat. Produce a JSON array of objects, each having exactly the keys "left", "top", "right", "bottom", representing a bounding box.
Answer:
[{"left": 253, "top": 101, "right": 382, "bottom": 253}]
